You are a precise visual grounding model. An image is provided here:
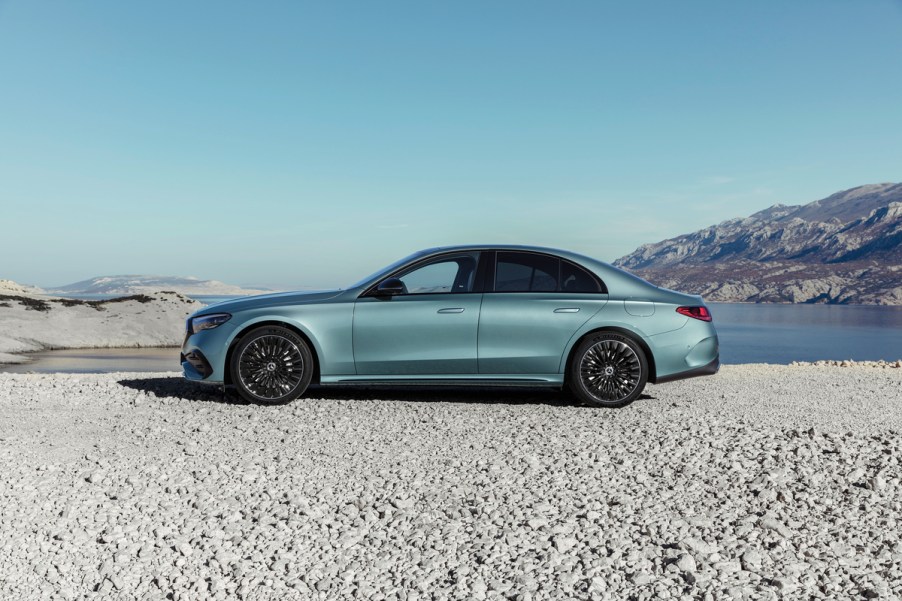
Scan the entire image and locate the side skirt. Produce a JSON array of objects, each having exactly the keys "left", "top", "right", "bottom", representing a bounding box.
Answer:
[{"left": 319, "top": 374, "right": 565, "bottom": 388}]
